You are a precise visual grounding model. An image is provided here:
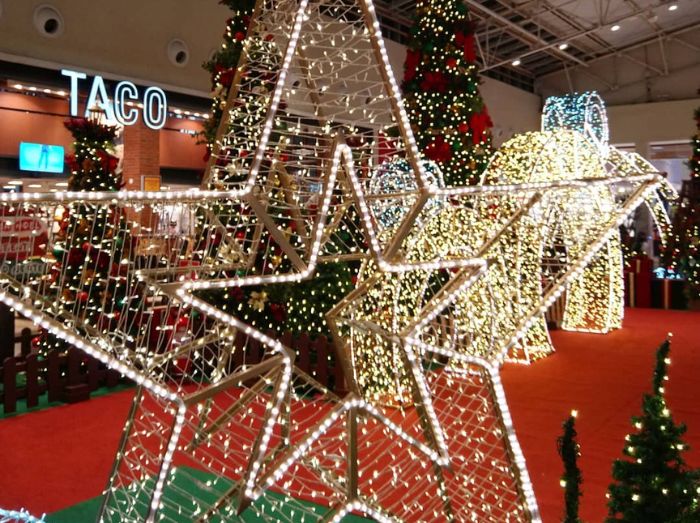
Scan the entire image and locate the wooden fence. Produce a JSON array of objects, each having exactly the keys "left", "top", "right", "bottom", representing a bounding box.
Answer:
[
  {"left": 1, "top": 324, "right": 348, "bottom": 415},
  {"left": 2, "top": 345, "right": 122, "bottom": 415}
]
